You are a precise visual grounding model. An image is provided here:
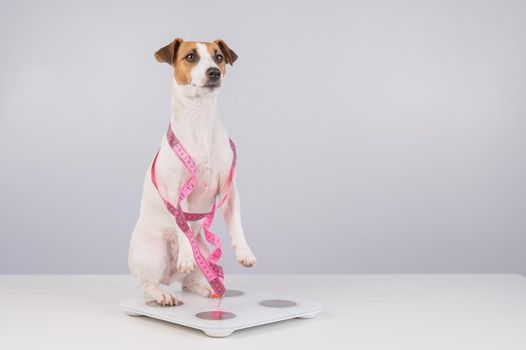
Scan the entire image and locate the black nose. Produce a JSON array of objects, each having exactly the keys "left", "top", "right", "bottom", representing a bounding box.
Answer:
[{"left": 206, "top": 67, "right": 221, "bottom": 81}]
